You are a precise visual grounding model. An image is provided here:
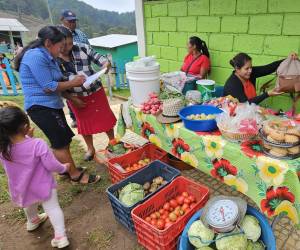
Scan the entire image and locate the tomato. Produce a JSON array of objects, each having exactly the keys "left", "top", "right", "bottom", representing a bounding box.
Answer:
[
  {"left": 188, "top": 195, "right": 196, "bottom": 203},
  {"left": 159, "top": 209, "right": 165, "bottom": 215},
  {"left": 150, "top": 219, "right": 157, "bottom": 226},
  {"left": 184, "top": 198, "right": 191, "bottom": 205},
  {"left": 170, "top": 199, "right": 178, "bottom": 208},
  {"left": 182, "top": 192, "right": 189, "bottom": 198},
  {"left": 174, "top": 209, "right": 180, "bottom": 217},
  {"left": 165, "top": 217, "right": 171, "bottom": 223},
  {"left": 150, "top": 213, "right": 157, "bottom": 219},
  {"left": 169, "top": 207, "right": 174, "bottom": 212},
  {"left": 182, "top": 203, "right": 189, "bottom": 212},
  {"left": 155, "top": 212, "right": 161, "bottom": 219},
  {"left": 163, "top": 202, "right": 170, "bottom": 211},
  {"left": 190, "top": 202, "right": 196, "bottom": 209},
  {"left": 156, "top": 219, "right": 165, "bottom": 230},
  {"left": 161, "top": 213, "right": 168, "bottom": 220},
  {"left": 176, "top": 195, "right": 185, "bottom": 205},
  {"left": 169, "top": 212, "right": 177, "bottom": 222},
  {"left": 165, "top": 222, "right": 173, "bottom": 228},
  {"left": 145, "top": 216, "right": 151, "bottom": 223}
]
